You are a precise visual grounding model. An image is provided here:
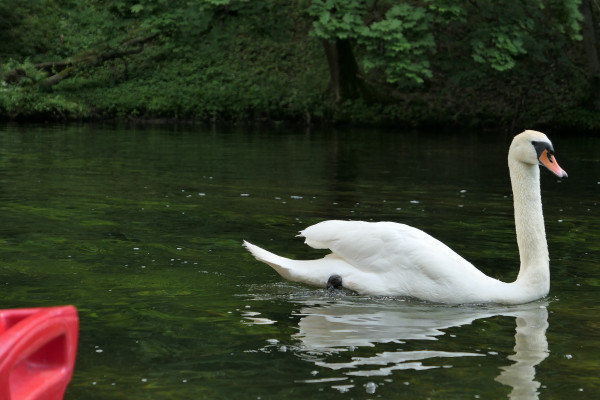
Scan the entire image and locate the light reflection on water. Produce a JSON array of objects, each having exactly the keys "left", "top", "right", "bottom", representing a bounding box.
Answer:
[
  {"left": 244, "top": 293, "right": 549, "bottom": 399},
  {"left": 304, "top": 301, "right": 548, "bottom": 399}
]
